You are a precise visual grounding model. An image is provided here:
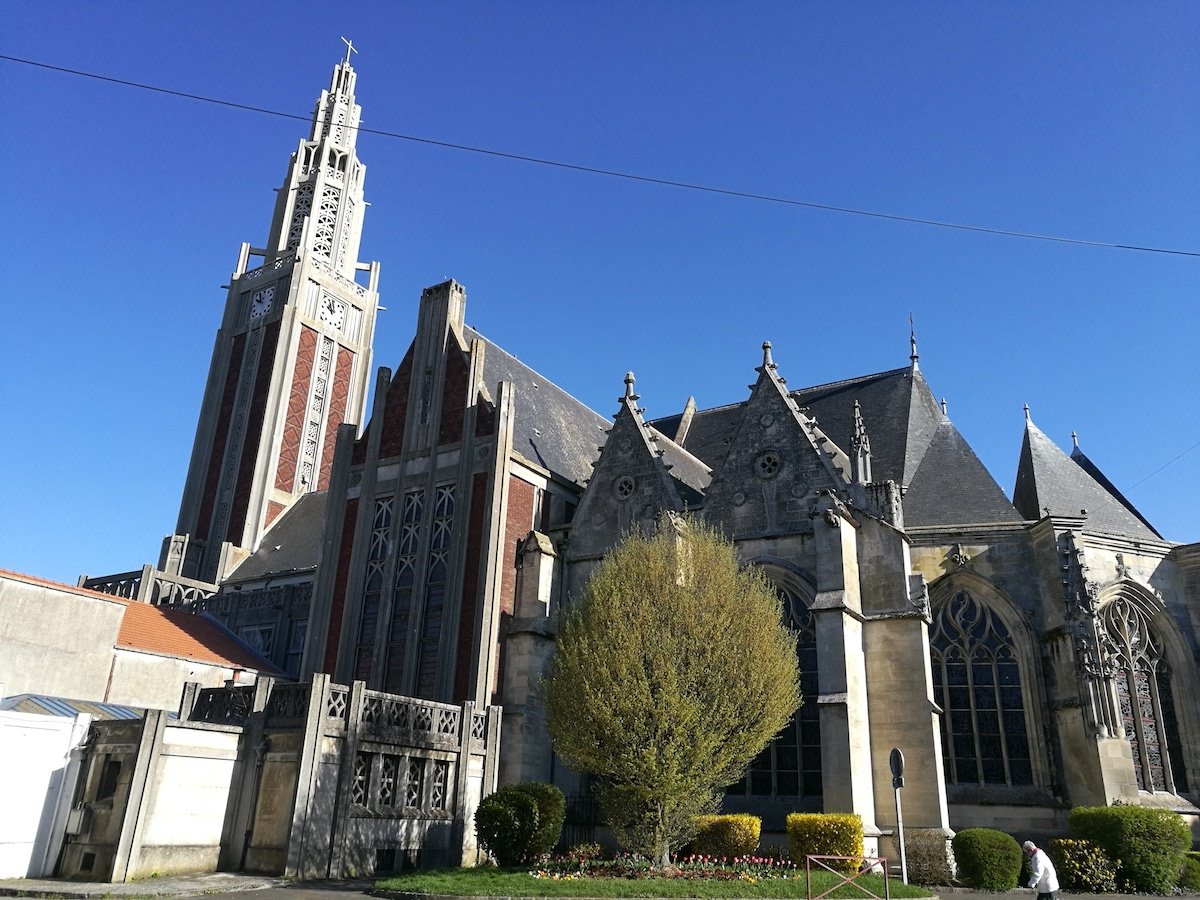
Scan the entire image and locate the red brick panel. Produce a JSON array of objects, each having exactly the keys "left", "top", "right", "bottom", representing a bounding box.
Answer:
[
  {"left": 376, "top": 346, "right": 414, "bottom": 461},
  {"left": 196, "top": 334, "right": 246, "bottom": 537},
  {"left": 323, "top": 497, "right": 358, "bottom": 674},
  {"left": 437, "top": 349, "right": 470, "bottom": 445},
  {"left": 266, "top": 500, "right": 286, "bottom": 529},
  {"left": 318, "top": 347, "right": 354, "bottom": 490},
  {"left": 227, "top": 322, "right": 280, "bottom": 544},
  {"left": 276, "top": 327, "right": 317, "bottom": 492},
  {"left": 501, "top": 475, "right": 535, "bottom": 618},
  {"left": 453, "top": 472, "right": 490, "bottom": 703}
]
